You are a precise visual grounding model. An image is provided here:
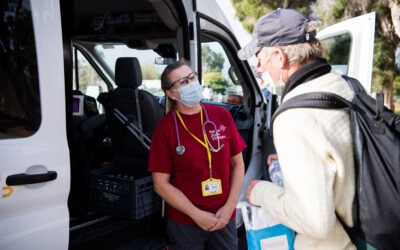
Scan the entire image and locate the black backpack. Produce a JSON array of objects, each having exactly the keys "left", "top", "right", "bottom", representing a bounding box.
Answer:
[{"left": 271, "top": 76, "right": 400, "bottom": 250}]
